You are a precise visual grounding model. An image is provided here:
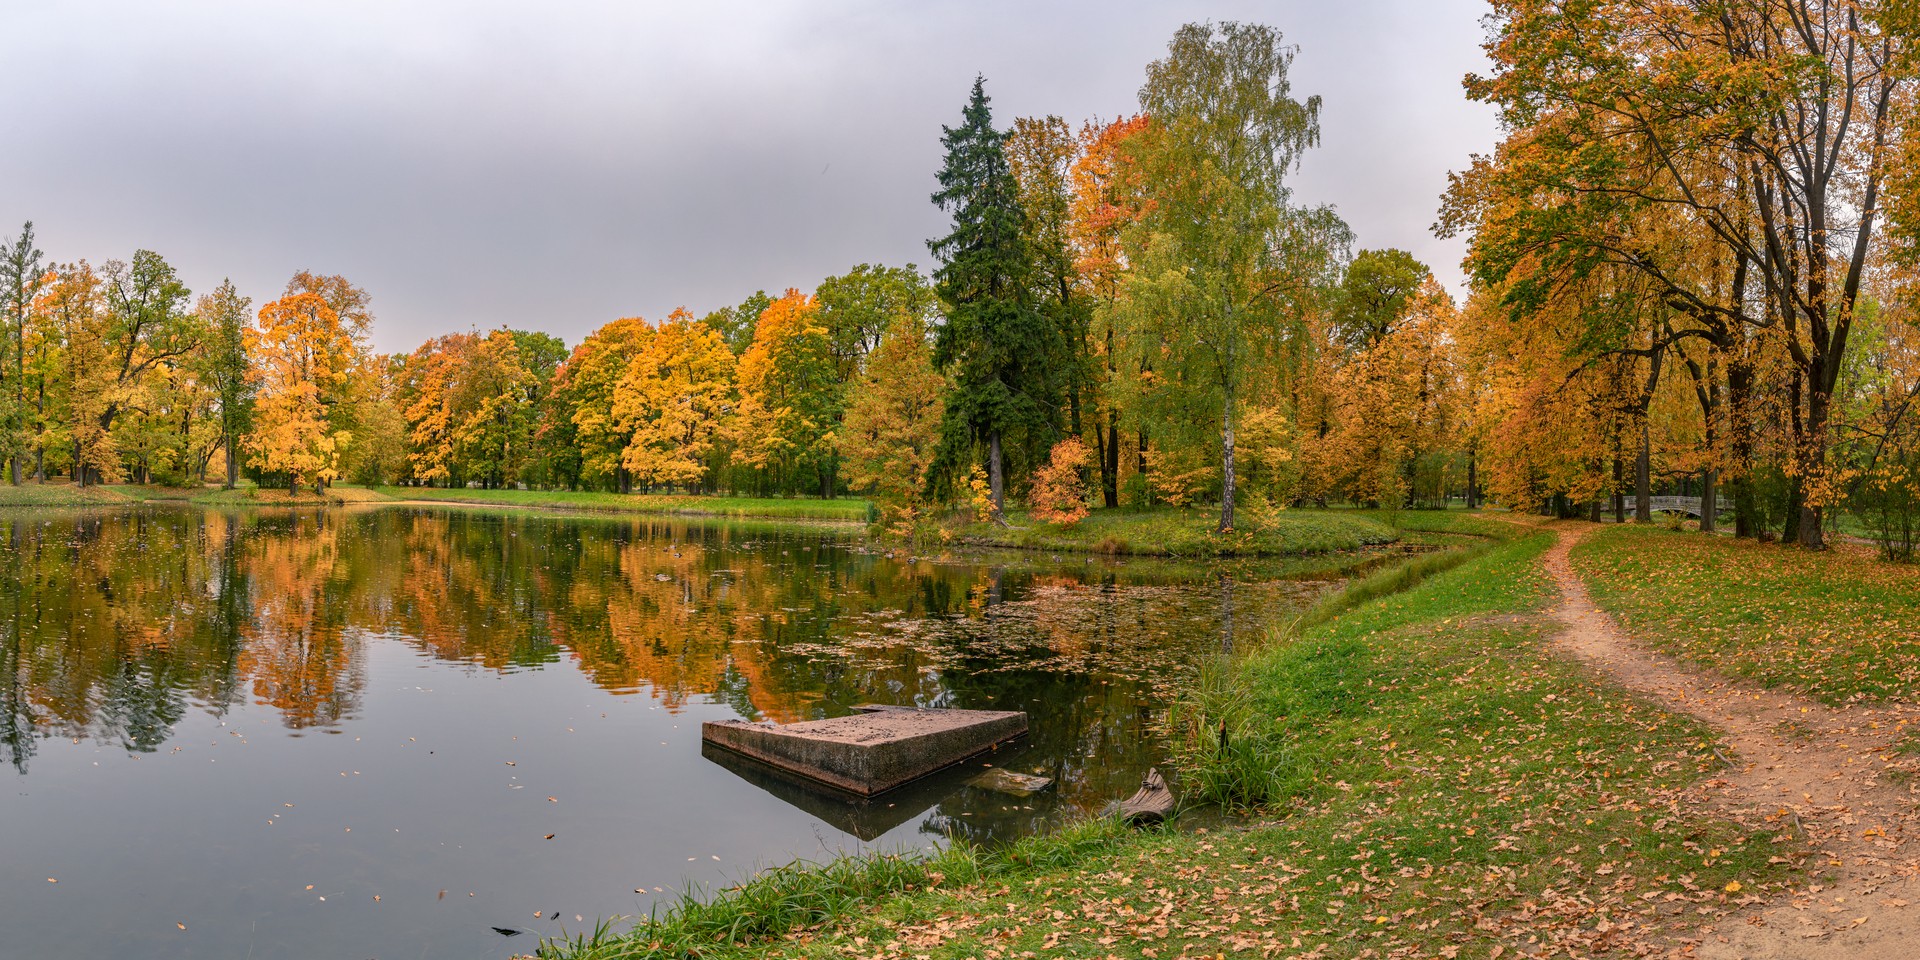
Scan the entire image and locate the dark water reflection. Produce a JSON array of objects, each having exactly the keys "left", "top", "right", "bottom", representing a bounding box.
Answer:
[{"left": 0, "top": 505, "right": 1352, "bottom": 959}]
